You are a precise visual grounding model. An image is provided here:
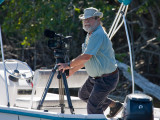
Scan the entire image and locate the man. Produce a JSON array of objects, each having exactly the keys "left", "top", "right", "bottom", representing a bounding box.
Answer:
[{"left": 58, "top": 7, "right": 123, "bottom": 118}]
